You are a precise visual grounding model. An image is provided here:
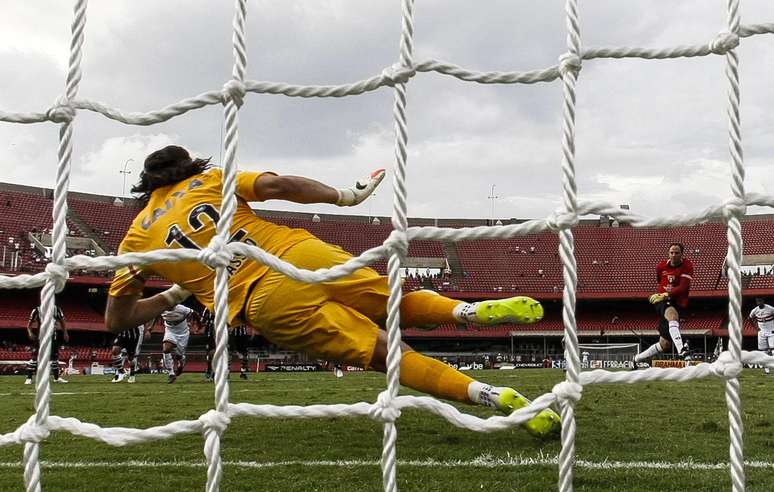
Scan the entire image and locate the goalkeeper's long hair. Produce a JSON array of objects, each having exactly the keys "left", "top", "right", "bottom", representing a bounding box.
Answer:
[{"left": 132, "top": 145, "right": 212, "bottom": 206}]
